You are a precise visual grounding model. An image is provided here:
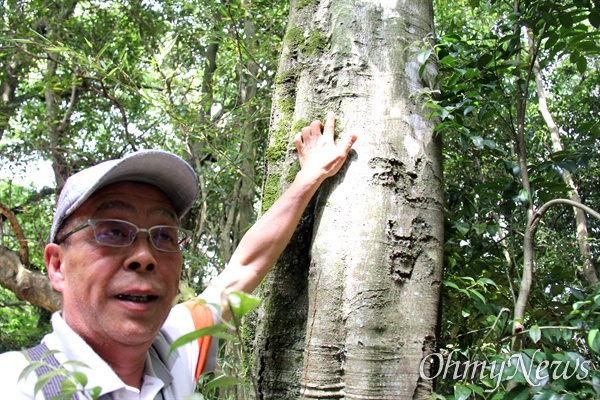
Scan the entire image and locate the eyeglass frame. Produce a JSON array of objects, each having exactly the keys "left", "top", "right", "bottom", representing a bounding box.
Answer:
[{"left": 54, "top": 218, "right": 192, "bottom": 253}]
